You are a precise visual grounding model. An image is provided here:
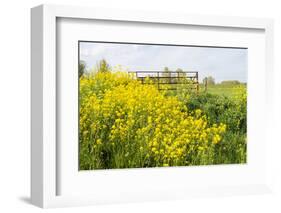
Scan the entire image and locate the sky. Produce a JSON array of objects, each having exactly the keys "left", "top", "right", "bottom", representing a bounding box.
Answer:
[{"left": 79, "top": 42, "right": 247, "bottom": 83}]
